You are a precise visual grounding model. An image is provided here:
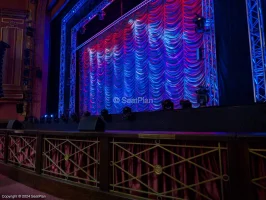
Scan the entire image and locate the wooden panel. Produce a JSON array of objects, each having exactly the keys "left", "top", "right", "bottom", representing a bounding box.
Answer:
[{"left": 0, "top": 17, "right": 25, "bottom": 99}]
